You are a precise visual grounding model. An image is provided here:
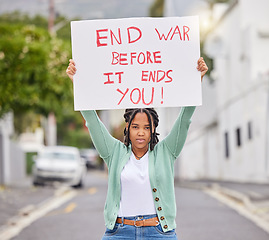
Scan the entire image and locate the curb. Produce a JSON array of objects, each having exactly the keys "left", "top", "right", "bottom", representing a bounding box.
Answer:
[
  {"left": 176, "top": 180, "right": 267, "bottom": 205},
  {"left": 210, "top": 183, "right": 269, "bottom": 223},
  {"left": 176, "top": 180, "right": 269, "bottom": 227},
  {"left": 175, "top": 180, "right": 210, "bottom": 191},
  {"left": 204, "top": 187, "right": 269, "bottom": 234}
]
